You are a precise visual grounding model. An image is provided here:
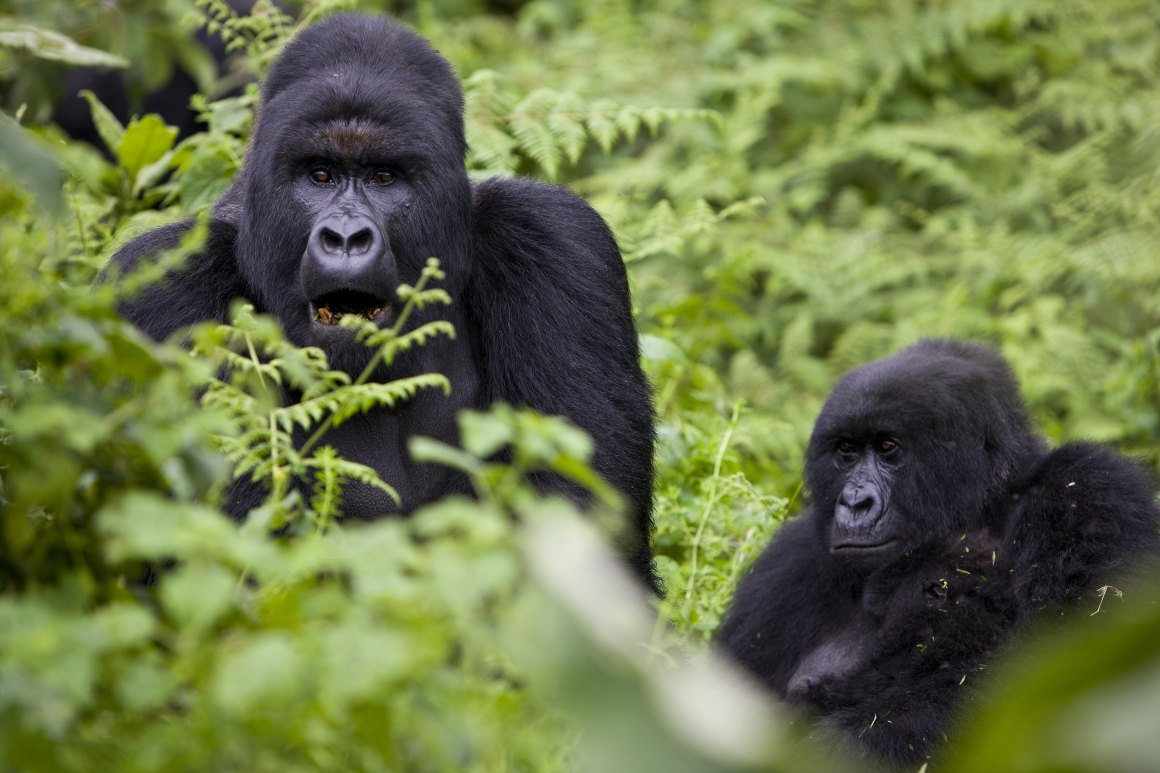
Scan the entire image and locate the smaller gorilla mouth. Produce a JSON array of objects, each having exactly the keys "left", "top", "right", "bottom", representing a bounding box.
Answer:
[
  {"left": 311, "top": 290, "right": 389, "bottom": 326},
  {"left": 831, "top": 539, "right": 900, "bottom": 556}
]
